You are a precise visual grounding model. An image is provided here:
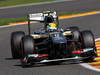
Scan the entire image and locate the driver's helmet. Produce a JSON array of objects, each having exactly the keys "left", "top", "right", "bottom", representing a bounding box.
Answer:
[
  {"left": 45, "top": 15, "right": 54, "bottom": 23},
  {"left": 47, "top": 23, "right": 57, "bottom": 32}
]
